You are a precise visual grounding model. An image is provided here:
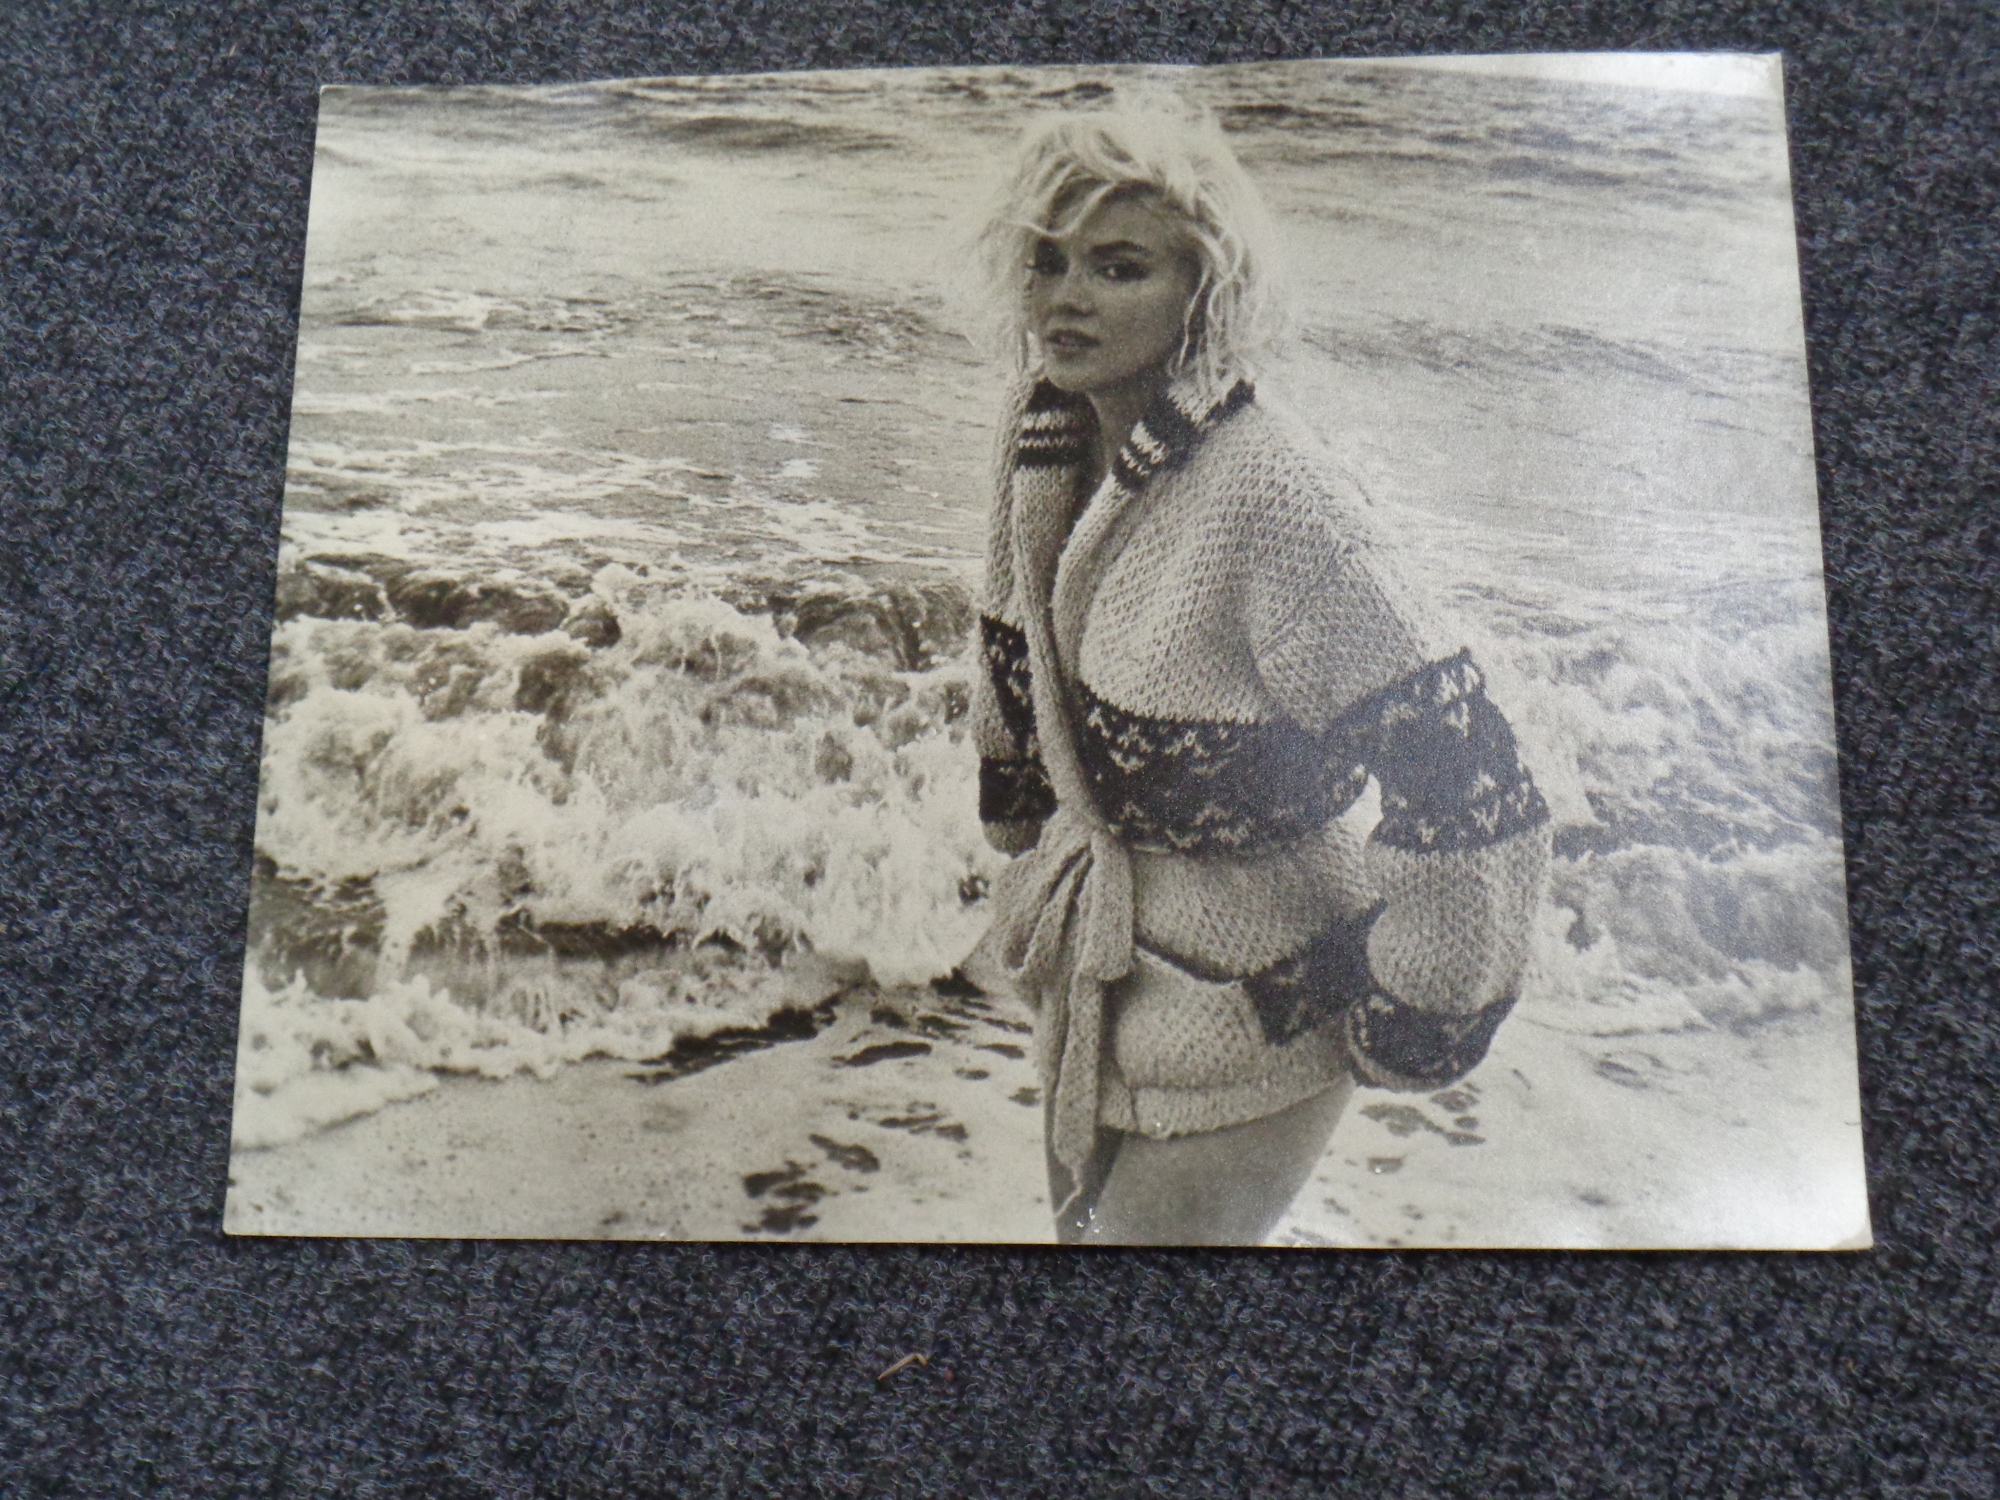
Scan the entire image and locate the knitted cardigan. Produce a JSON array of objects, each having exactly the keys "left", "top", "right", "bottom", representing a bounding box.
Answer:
[{"left": 973, "top": 371, "right": 1550, "bottom": 1204}]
